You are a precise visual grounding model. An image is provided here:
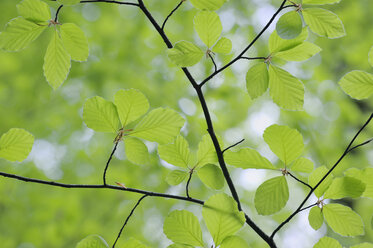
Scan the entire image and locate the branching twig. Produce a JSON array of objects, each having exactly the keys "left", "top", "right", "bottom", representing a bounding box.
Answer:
[
  {"left": 186, "top": 170, "right": 193, "bottom": 198},
  {"left": 54, "top": 5, "right": 63, "bottom": 22},
  {"left": 161, "top": 0, "right": 184, "bottom": 30},
  {"left": 299, "top": 203, "right": 317, "bottom": 213},
  {"left": 222, "top": 139, "right": 245, "bottom": 154},
  {"left": 112, "top": 195, "right": 148, "bottom": 248},
  {"left": 288, "top": 172, "right": 312, "bottom": 190},
  {"left": 80, "top": 0, "right": 139, "bottom": 6},
  {"left": 240, "top": 56, "right": 266, "bottom": 61},
  {"left": 208, "top": 53, "right": 218, "bottom": 73},
  {"left": 103, "top": 142, "right": 119, "bottom": 186}
]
